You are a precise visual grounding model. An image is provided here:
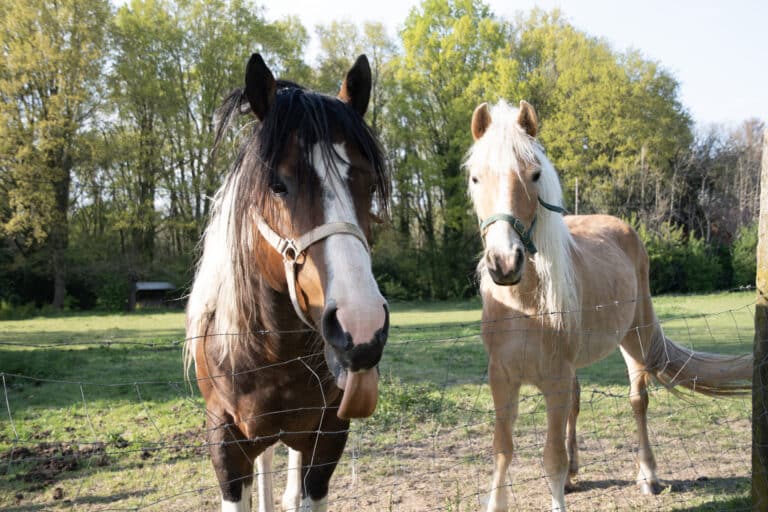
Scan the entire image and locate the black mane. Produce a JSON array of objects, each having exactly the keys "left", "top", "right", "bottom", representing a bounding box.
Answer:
[{"left": 212, "top": 81, "right": 389, "bottom": 216}]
